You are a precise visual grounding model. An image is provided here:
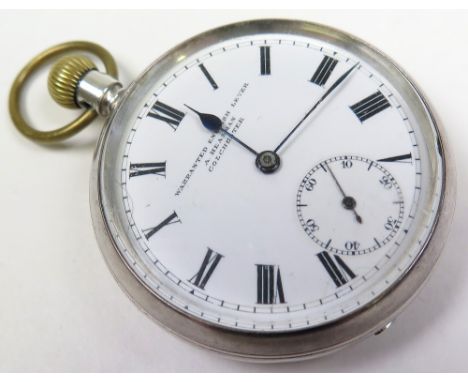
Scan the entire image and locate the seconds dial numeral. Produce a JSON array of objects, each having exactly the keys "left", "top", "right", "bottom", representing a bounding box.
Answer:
[
  {"left": 144, "top": 211, "right": 181, "bottom": 240},
  {"left": 260, "top": 46, "right": 271, "bottom": 75},
  {"left": 129, "top": 162, "right": 166, "bottom": 178},
  {"left": 256, "top": 264, "right": 286, "bottom": 304},
  {"left": 310, "top": 56, "right": 338, "bottom": 86},
  {"left": 350, "top": 91, "right": 391, "bottom": 122},
  {"left": 147, "top": 100, "right": 185, "bottom": 131},
  {"left": 189, "top": 248, "right": 223, "bottom": 290},
  {"left": 317, "top": 251, "right": 356, "bottom": 287}
]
